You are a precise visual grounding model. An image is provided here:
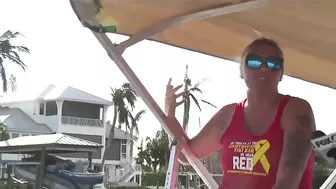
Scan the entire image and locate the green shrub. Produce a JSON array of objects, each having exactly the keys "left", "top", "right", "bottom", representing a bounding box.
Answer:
[{"left": 141, "top": 172, "right": 166, "bottom": 187}]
